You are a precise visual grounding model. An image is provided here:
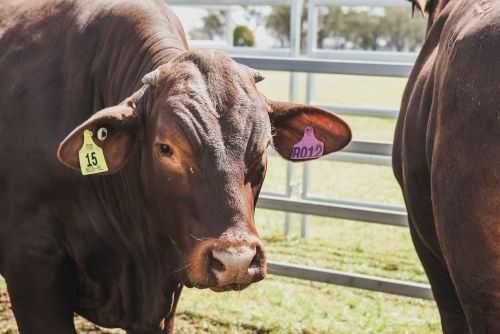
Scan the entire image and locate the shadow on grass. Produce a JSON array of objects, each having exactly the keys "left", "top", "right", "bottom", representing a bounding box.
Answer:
[{"left": 177, "top": 310, "right": 274, "bottom": 334}]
